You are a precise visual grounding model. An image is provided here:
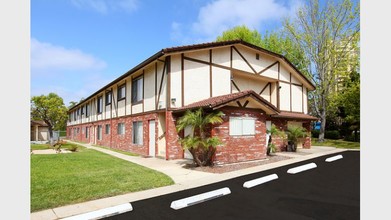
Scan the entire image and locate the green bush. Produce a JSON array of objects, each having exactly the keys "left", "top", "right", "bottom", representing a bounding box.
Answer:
[
  {"left": 311, "top": 130, "right": 320, "bottom": 138},
  {"left": 325, "top": 130, "right": 340, "bottom": 140}
]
